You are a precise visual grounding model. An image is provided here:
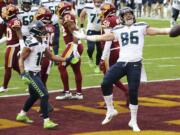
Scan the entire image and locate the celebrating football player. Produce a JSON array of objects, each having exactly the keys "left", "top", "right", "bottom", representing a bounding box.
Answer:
[
  {"left": 74, "top": 7, "right": 171, "bottom": 132},
  {"left": 16, "top": 20, "right": 69, "bottom": 129}
]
